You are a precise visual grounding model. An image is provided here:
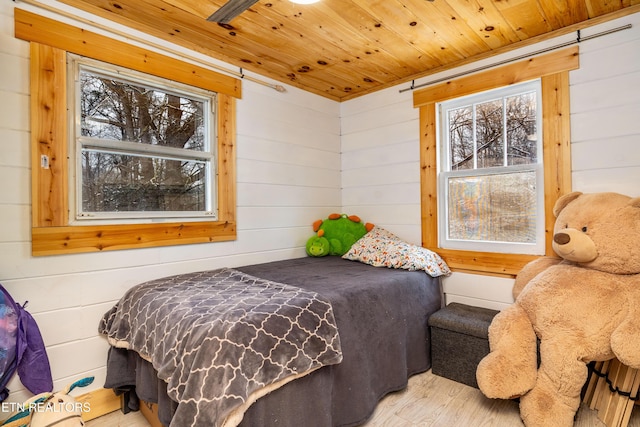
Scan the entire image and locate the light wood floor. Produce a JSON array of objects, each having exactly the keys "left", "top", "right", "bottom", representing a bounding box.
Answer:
[{"left": 86, "top": 369, "right": 640, "bottom": 426}]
